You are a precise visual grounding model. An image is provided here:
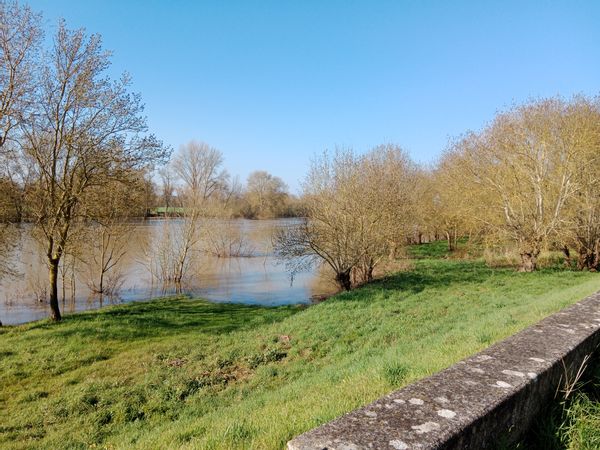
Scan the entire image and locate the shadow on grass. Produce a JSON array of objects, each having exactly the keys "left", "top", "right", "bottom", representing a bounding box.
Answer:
[
  {"left": 331, "top": 259, "right": 505, "bottom": 303},
  {"left": 22, "top": 297, "right": 301, "bottom": 342}
]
